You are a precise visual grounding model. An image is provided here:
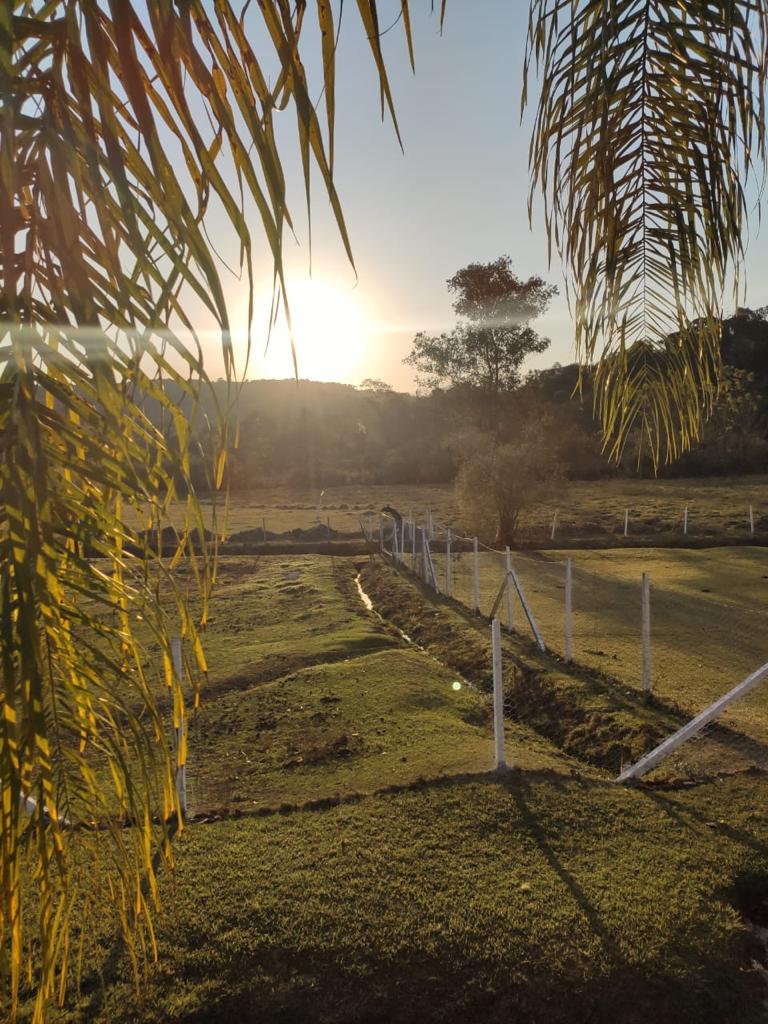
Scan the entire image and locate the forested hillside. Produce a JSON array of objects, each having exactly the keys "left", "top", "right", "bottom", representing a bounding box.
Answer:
[{"left": 182, "top": 308, "right": 768, "bottom": 491}]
